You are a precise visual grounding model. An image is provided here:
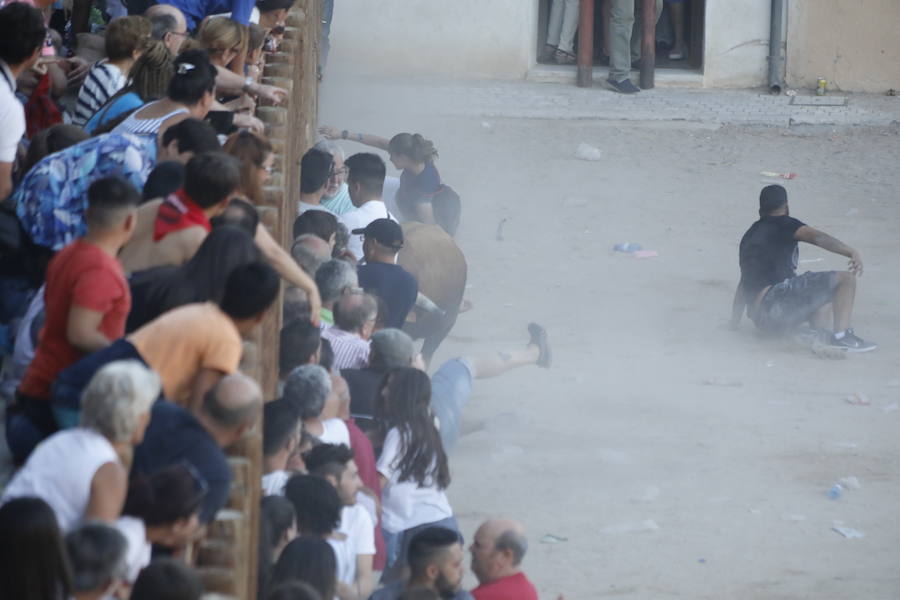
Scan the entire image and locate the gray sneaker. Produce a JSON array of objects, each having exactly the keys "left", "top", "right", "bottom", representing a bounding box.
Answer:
[
  {"left": 829, "top": 329, "right": 877, "bottom": 353},
  {"left": 607, "top": 78, "right": 640, "bottom": 94}
]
